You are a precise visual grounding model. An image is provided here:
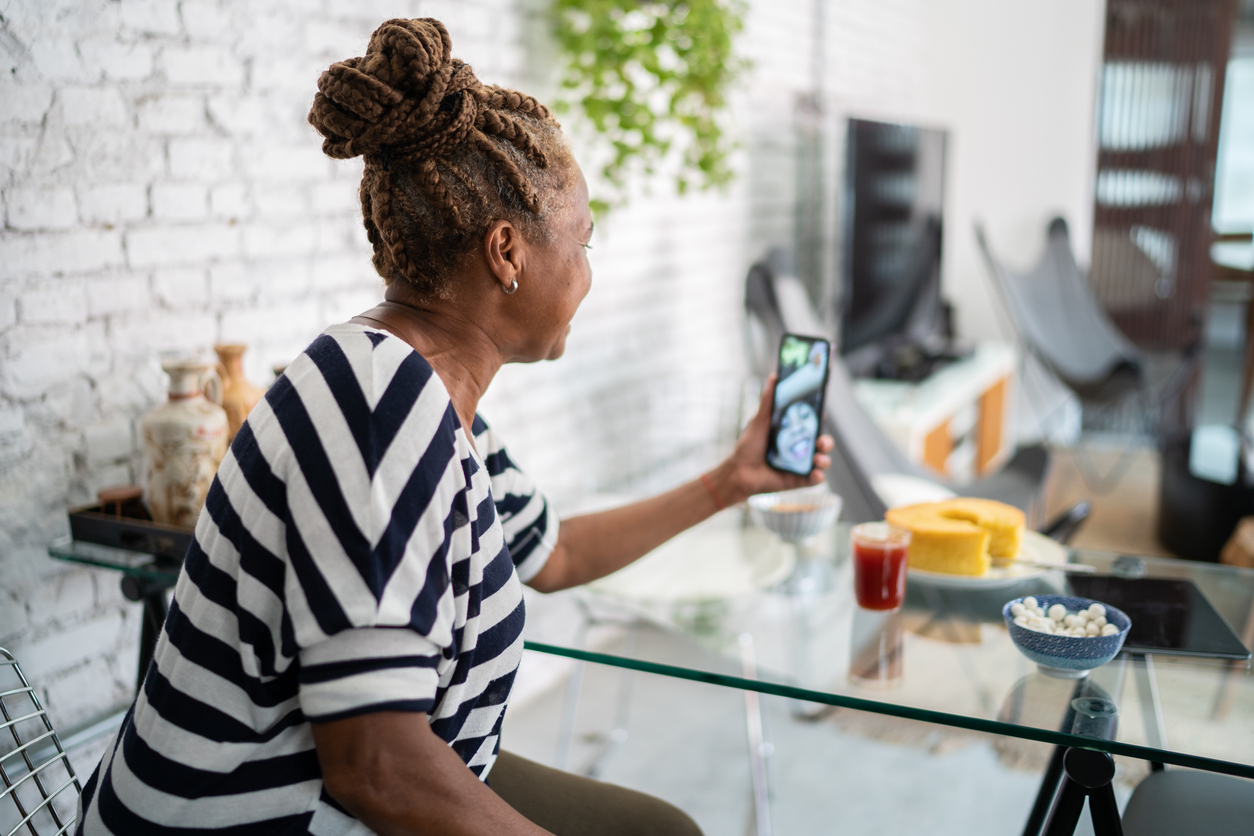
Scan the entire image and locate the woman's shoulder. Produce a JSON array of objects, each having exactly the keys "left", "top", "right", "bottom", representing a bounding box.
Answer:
[
  {"left": 300, "top": 322, "right": 447, "bottom": 398},
  {"left": 270, "top": 322, "right": 459, "bottom": 447},
  {"left": 317, "top": 320, "right": 435, "bottom": 367}
]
